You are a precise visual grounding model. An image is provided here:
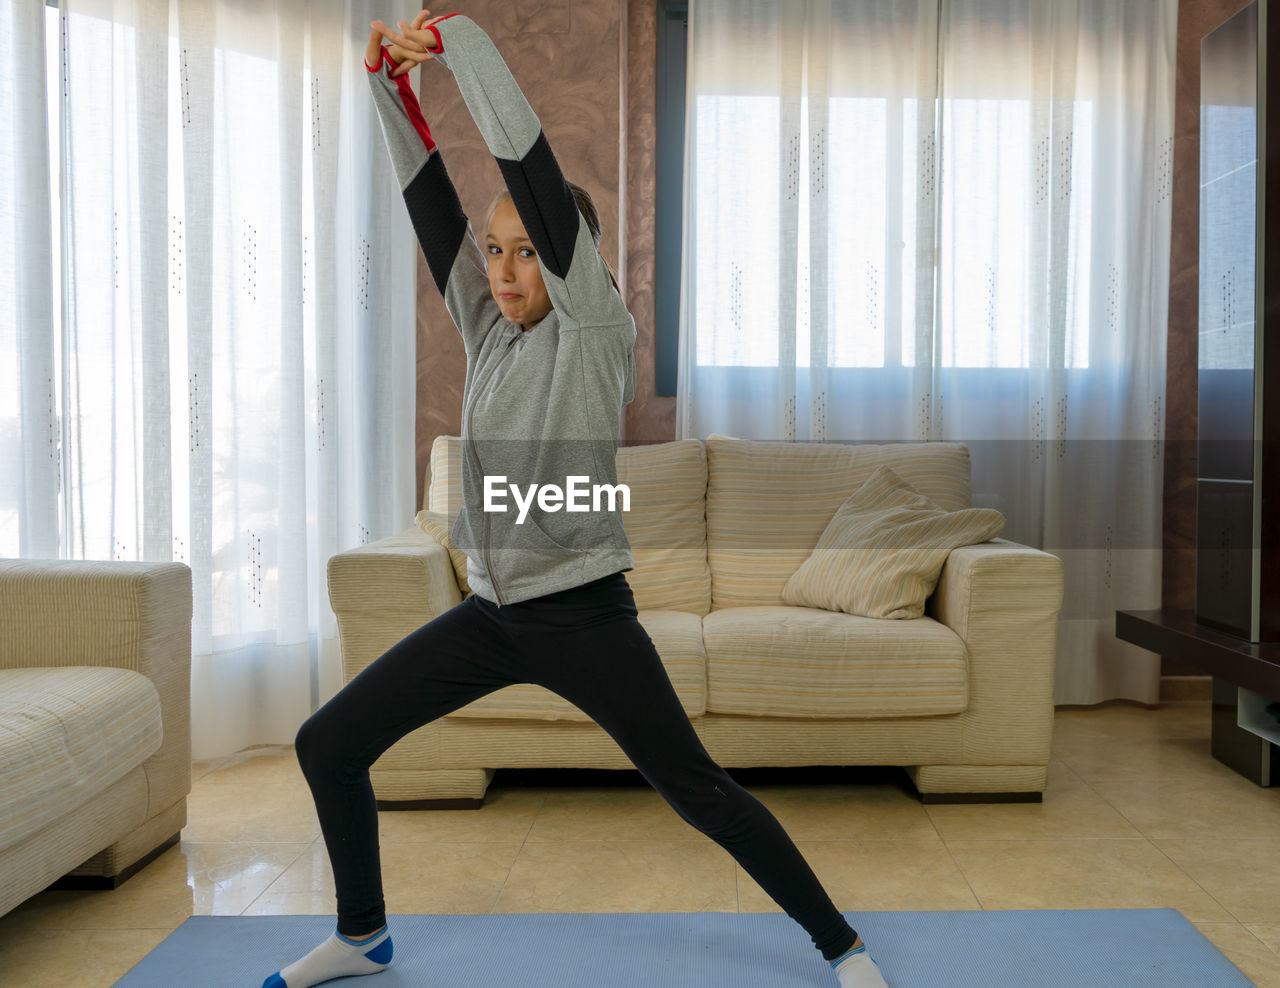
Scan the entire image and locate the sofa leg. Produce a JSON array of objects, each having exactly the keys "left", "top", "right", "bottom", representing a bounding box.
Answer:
[
  {"left": 918, "top": 791, "right": 1042, "bottom": 804},
  {"left": 375, "top": 797, "right": 485, "bottom": 810},
  {"left": 906, "top": 764, "right": 1048, "bottom": 803},
  {"left": 47, "top": 831, "right": 181, "bottom": 892}
]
